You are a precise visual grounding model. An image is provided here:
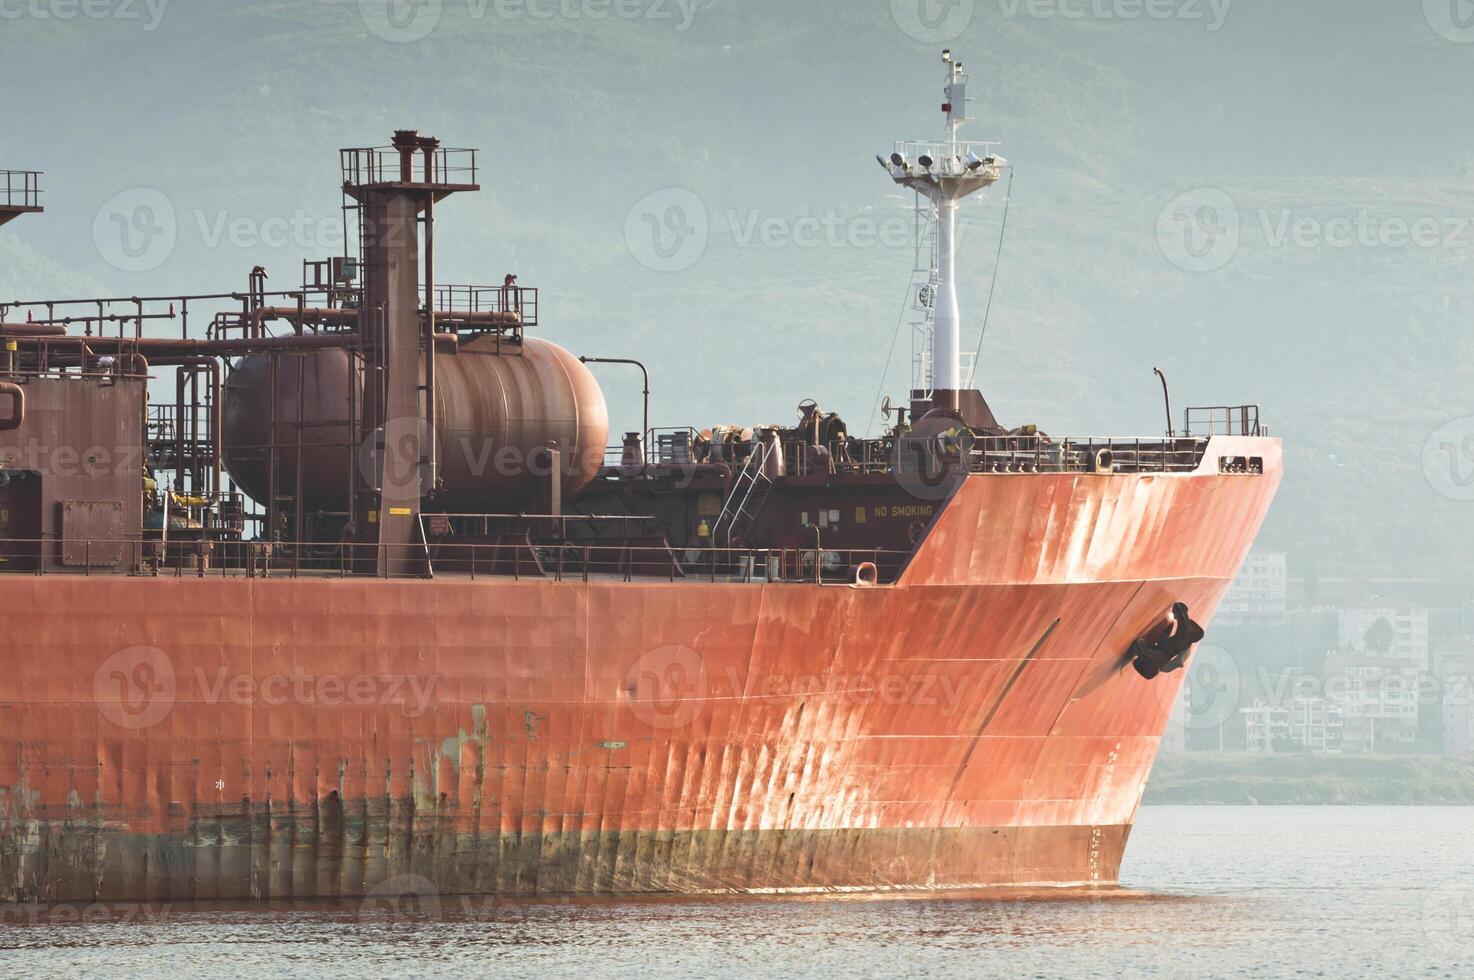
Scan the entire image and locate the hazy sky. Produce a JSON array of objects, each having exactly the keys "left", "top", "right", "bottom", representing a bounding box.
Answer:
[{"left": 3, "top": 0, "right": 1474, "bottom": 585}]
